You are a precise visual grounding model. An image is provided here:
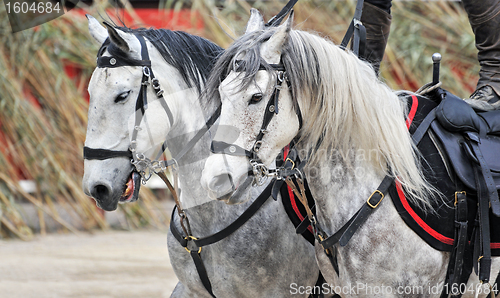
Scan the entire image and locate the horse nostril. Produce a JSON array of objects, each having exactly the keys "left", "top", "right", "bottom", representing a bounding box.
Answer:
[
  {"left": 91, "top": 184, "right": 110, "bottom": 200},
  {"left": 210, "top": 174, "right": 234, "bottom": 192}
]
